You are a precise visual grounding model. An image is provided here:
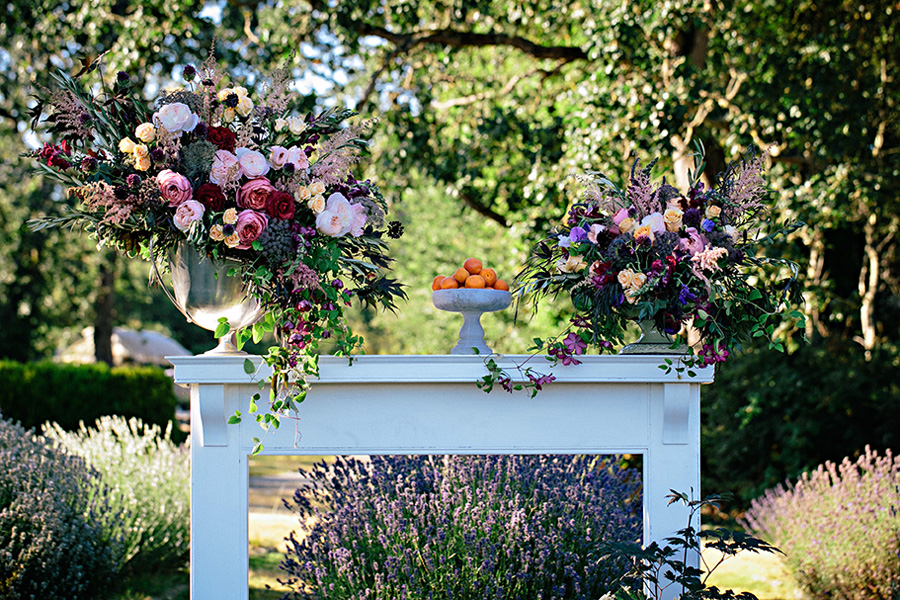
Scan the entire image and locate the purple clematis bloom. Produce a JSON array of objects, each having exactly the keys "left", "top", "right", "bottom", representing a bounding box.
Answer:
[{"left": 563, "top": 332, "right": 588, "bottom": 355}]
